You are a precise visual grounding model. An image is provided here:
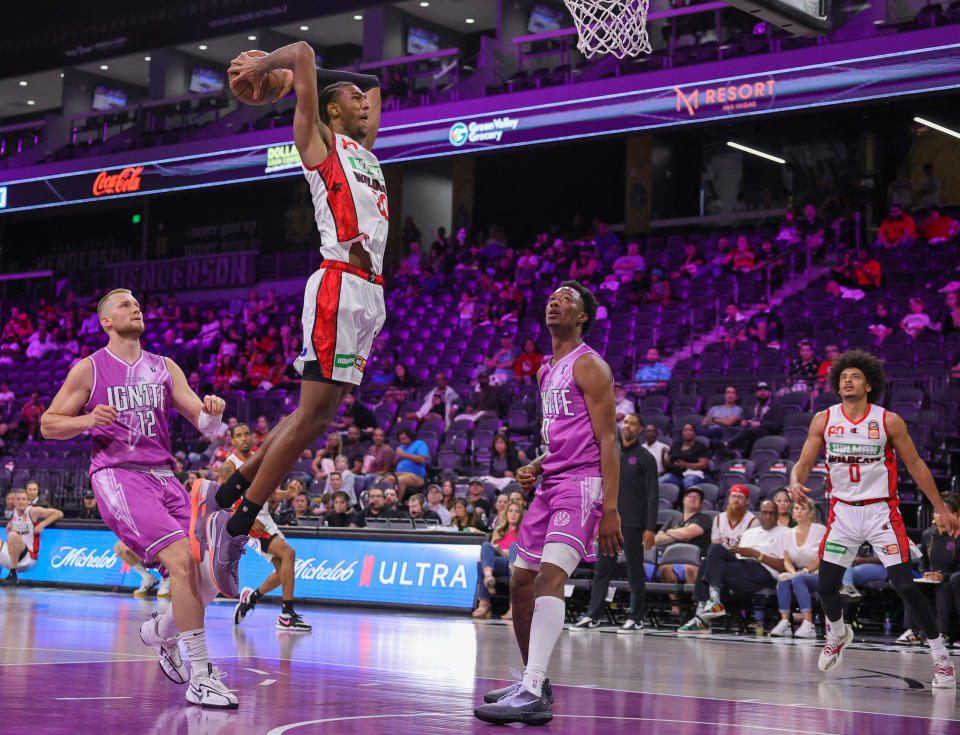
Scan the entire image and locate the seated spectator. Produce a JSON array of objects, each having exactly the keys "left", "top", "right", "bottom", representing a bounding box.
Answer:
[
  {"left": 325, "top": 466, "right": 356, "bottom": 506},
  {"left": 484, "top": 332, "right": 520, "bottom": 386},
  {"left": 569, "top": 249, "right": 599, "bottom": 284},
  {"left": 673, "top": 242, "right": 705, "bottom": 279},
  {"left": 24, "top": 480, "right": 48, "bottom": 507},
  {"left": 472, "top": 501, "right": 524, "bottom": 620},
  {"left": 772, "top": 489, "right": 794, "bottom": 528},
  {"left": 407, "top": 492, "right": 441, "bottom": 524},
  {"left": 614, "top": 384, "right": 635, "bottom": 427},
  {"left": 837, "top": 543, "right": 888, "bottom": 601},
  {"left": 407, "top": 372, "right": 459, "bottom": 426},
  {"left": 723, "top": 236, "right": 756, "bottom": 272},
  {"left": 426, "top": 483, "right": 453, "bottom": 526},
  {"left": 290, "top": 491, "right": 313, "bottom": 524},
  {"left": 20, "top": 393, "right": 44, "bottom": 441},
  {"left": 789, "top": 341, "right": 819, "bottom": 386},
  {"left": 797, "top": 204, "right": 825, "bottom": 250},
  {"left": 454, "top": 369, "right": 503, "bottom": 425},
  {"left": 244, "top": 352, "right": 271, "bottom": 389},
  {"left": 439, "top": 479, "right": 458, "bottom": 512},
  {"left": 593, "top": 221, "right": 621, "bottom": 261},
  {"left": 852, "top": 248, "right": 882, "bottom": 290},
  {"left": 933, "top": 292, "right": 960, "bottom": 336},
  {"left": 513, "top": 339, "right": 543, "bottom": 385},
  {"left": 747, "top": 299, "right": 783, "bottom": 348},
  {"left": 711, "top": 485, "right": 758, "bottom": 549},
  {"left": 816, "top": 344, "right": 841, "bottom": 390},
  {"left": 612, "top": 241, "right": 646, "bottom": 281},
  {"left": 394, "top": 428, "right": 429, "bottom": 500},
  {"left": 451, "top": 497, "right": 486, "bottom": 532},
  {"left": 646, "top": 269, "right": 671, "bottom": 305},
  {"left": 656, "top": 487, "right": 713, "bottom": 584},
  {"left": 457, "top": 293, "right": 477, "bottom": 327},
  {"left": 25, "top": 326, "right": 57, "bottom": 360},
  {"left": 213, "top": 355, "right": 238, "bottom": 393},
  {"left": 198, "top": 309, "right": 222, "bottom": 350},
  {"left": 324, "top": 491, "right": 361, "bottom": 527},
  {"left": 922, "top": 206, "right": 960, "bottom": 245},
  {"left": 383, "top": 487, "right": 401, "bottom": 514},
  {"left": 770, "top": 500, "right": 826, "bottom": 637},
  {"left": 868, "top": 301, "right": 895, "bottom": 345},
  {"left": 661, "top": 424, "right": 711, "bottom": 489},
  {"left": 382, "top": 363, "right": 419, "bottom": 404},
  {"left": 775, "top": 209, "right": 801, "bottom": 247},
  {"left": 485, "top": 492, "right": 510, "bottom": 530},
  {"left": 465, "top": 478, "right": 493, "bottom": 516},
  {"left": 901, "top": 297, "right": 932, "bottom": 339},
  {"left": 679, "top": 498, "right": 786, "bottom": 633},
  {"left": 701, "top": 385, "right": 742, "bottom": 440},
  {"left": 359, "top": 487, "right": 401, "bottom": 526},
  {"left": 632, "top": 347, "right": 671, "bottom": 395},
  {"left": 357, "top": 428, "right": 395, "bottom": 490},
  {"left": 825, "top": 279, "right": 864, "bottom": 302},
  {"left": 3, "top": 491, "right": 15, "bottom": 521},
  {"left": 77, "top": 490, "right": 101, "bottom": 520},
  {"left": 177, "top": 305, "right": 201, "bottom": 340},
  {"left": 342, "top": 425, "right": 369, "bottom": 474},
  {"left": 876, "top": 204, "right": 917, "bottom": 249},
  {"left": 311, "top": 433, "right": 342, "bottom": 484},
  {"left": 160, "top": 293, "right": 181, "bottom": 322},
  {"left": 486, "top": 434, "right": 523, "bottom": 486},
  {"left": 641, "top": 425, "right": 669, "bottom": 476},
  {"left": 720, "top": 303, "right": 747, "bottom": 345}
]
